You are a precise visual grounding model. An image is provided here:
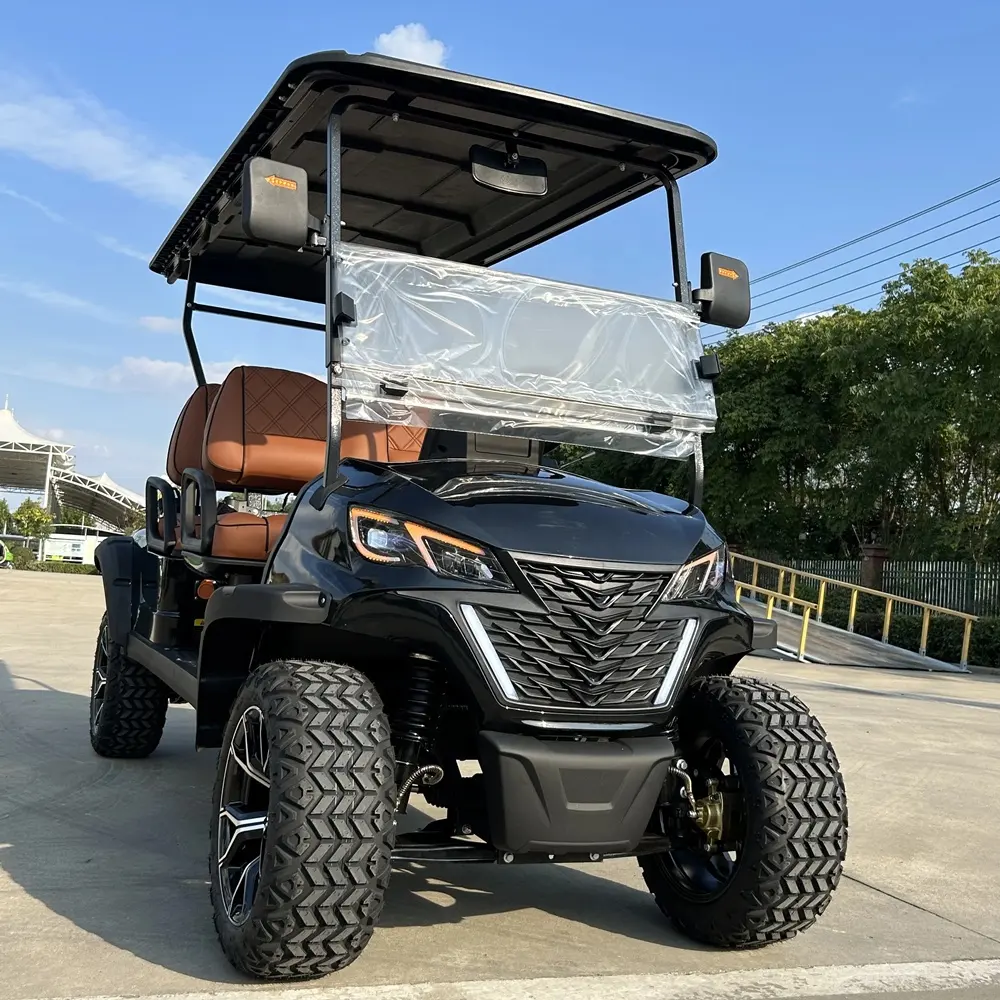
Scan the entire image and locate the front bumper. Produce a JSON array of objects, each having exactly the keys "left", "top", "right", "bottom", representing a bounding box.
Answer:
[
  {"left": 343, "top": 591, "right": 754, "bottom": 722},
  {"left": 479, "top": 730, "right": 676, "bottom": 855}
]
